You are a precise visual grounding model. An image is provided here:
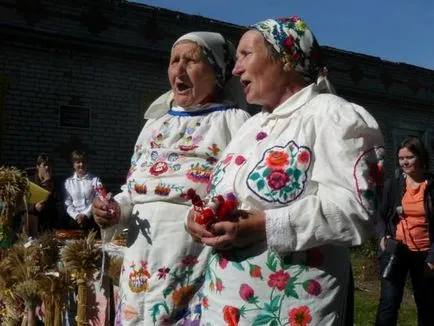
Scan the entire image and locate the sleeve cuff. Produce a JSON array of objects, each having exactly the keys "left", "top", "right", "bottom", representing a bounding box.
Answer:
[{"left": 265, "top": 207, "right": 296, "bottom": 256}]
